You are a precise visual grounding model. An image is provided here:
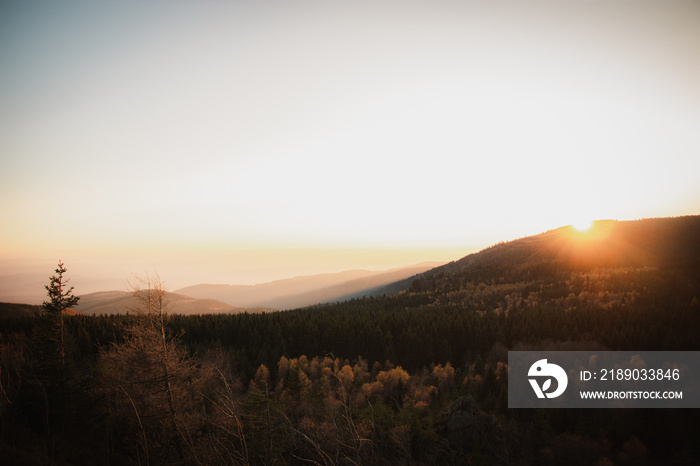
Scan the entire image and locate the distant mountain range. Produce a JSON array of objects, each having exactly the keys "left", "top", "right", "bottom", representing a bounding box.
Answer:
[
  {"left": 47, "top": 262, "right": 443, "bottom": 316},
  {"left": 174, "top": 262, "right": 443, "bottom": 310},
  {"left": 0, "top": 263, "right": 444, "bottom": 316}
]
